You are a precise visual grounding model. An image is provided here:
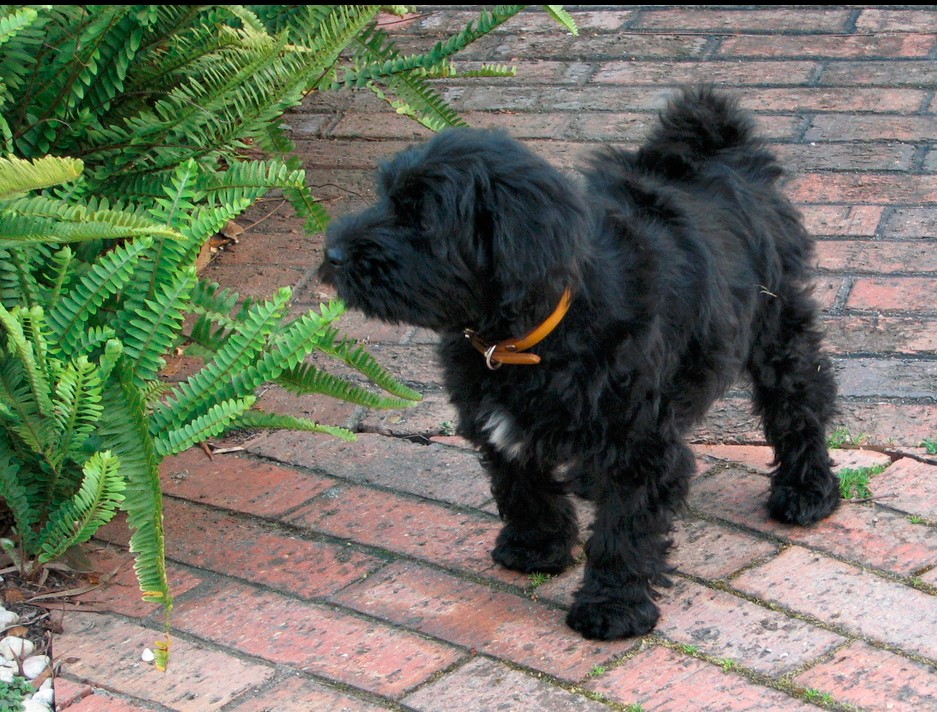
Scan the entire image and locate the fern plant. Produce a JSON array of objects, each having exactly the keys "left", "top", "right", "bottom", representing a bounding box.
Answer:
[
  {"left": 0, "top": 155, "right": 420, "bottom": 669},
  {"left": 0, "top": 5, "right": 577, "bottom": 669}
]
